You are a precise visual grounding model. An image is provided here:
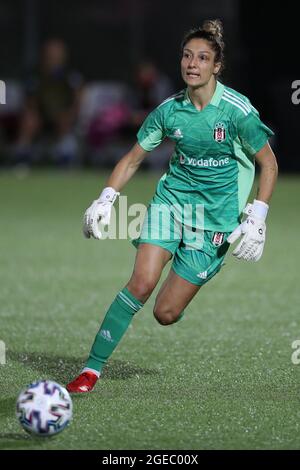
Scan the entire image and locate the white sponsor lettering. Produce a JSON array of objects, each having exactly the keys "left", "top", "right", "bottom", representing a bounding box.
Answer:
[{"left": 181, "top": 156, "right": 230, "bottom": 167}]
